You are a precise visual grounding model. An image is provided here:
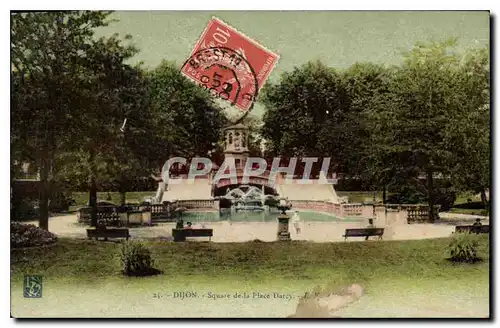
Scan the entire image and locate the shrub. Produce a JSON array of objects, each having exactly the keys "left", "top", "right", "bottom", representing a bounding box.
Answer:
[
  {"left": 454, "top": 201, "right": 488, "bottom": 210},
  {"left": 11, "top": 222, "right": 57, "bottom": 248},
  {"left": 49, "top": 192, "right": 75, "bottom": 212},
  {"left": 448, "top": 232, "right": 481, "bottom": 263},
  {"left": 386, "top": 188, "right": 456, "bottom": 212},
  {"left": 264, "top": 198, "right": 279, "bottom": 207},
  {"left": 433, "top": 189, "right": 456, "bottom": 212},
  {"left": 120, "top": 241, "right": 157, "bottom": 276},
  {"left": 11, "top": 199, "right": 40, "bottom": 221}
]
